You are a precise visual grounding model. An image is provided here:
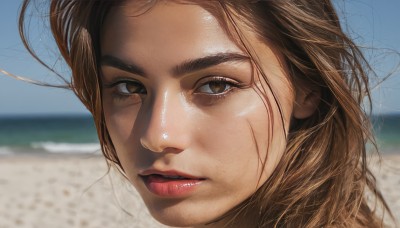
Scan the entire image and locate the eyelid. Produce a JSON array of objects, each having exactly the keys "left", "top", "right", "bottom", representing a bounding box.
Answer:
[
  {"left": 102, "top": 77, "right": 142, "bottom": 88},
  {"left": 194, "top": 75, "right": 245, "bottom": 93},
  {"left": 195, "top": 76, "right": 239, "bottom": 87}
]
